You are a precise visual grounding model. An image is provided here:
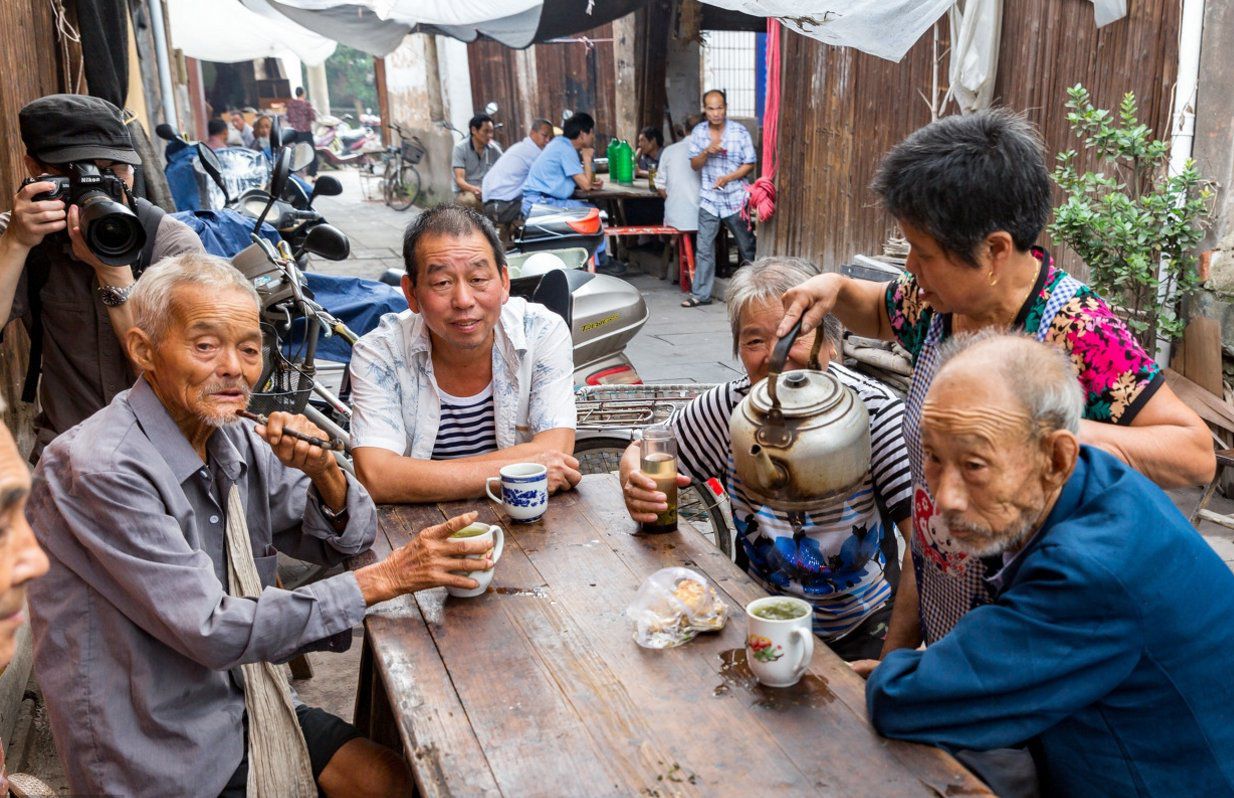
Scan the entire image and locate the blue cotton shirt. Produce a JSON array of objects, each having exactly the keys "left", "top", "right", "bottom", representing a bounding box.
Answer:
[
  {"left": 482, "top": 136, "right": 545, "bottom": 202},
  {"left": 522, "top": 135, "right": 583, "bottom": 203},
  {"left": 867, "top": 447, "right": 1234, "bottom": 797}
]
